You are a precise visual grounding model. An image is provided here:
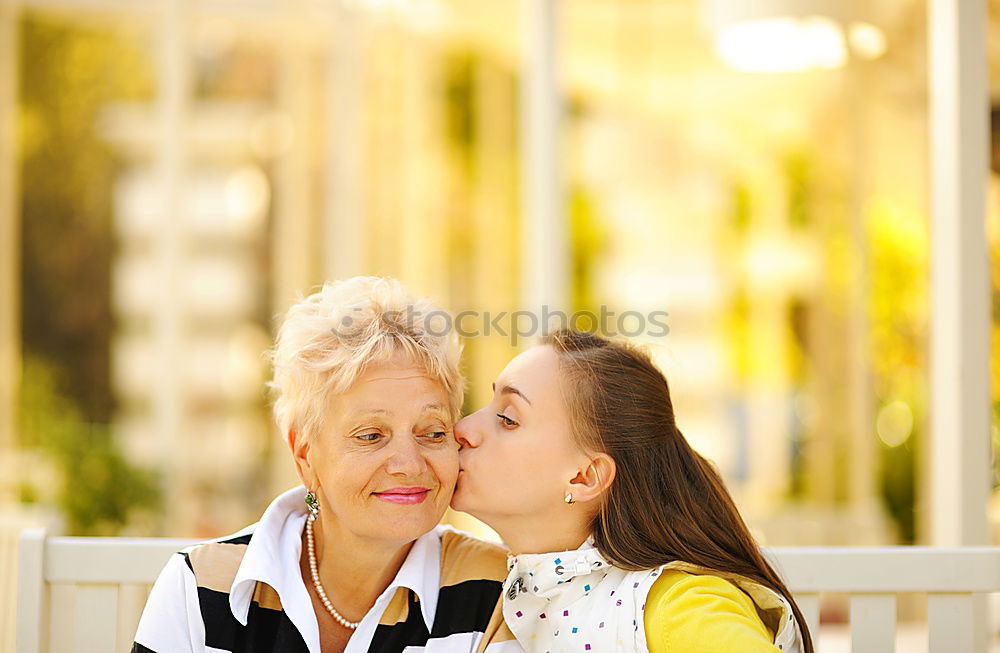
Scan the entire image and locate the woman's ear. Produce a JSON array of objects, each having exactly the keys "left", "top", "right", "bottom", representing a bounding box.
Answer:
[
  {"left": 287, "top": 428, "right": 316, "bottom": 489},
  {"left": 567, "top": 453, "right": 616, "bottom": 504}
]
